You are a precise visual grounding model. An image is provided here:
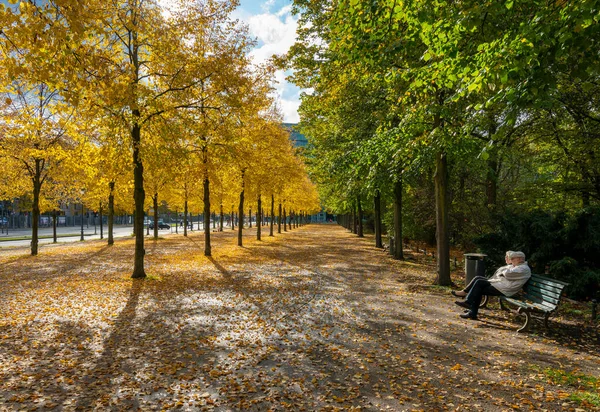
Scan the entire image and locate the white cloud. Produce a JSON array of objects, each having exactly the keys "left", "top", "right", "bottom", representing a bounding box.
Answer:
[{"left": 238, "top": 2, "right": 304, "bottom": 124}]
